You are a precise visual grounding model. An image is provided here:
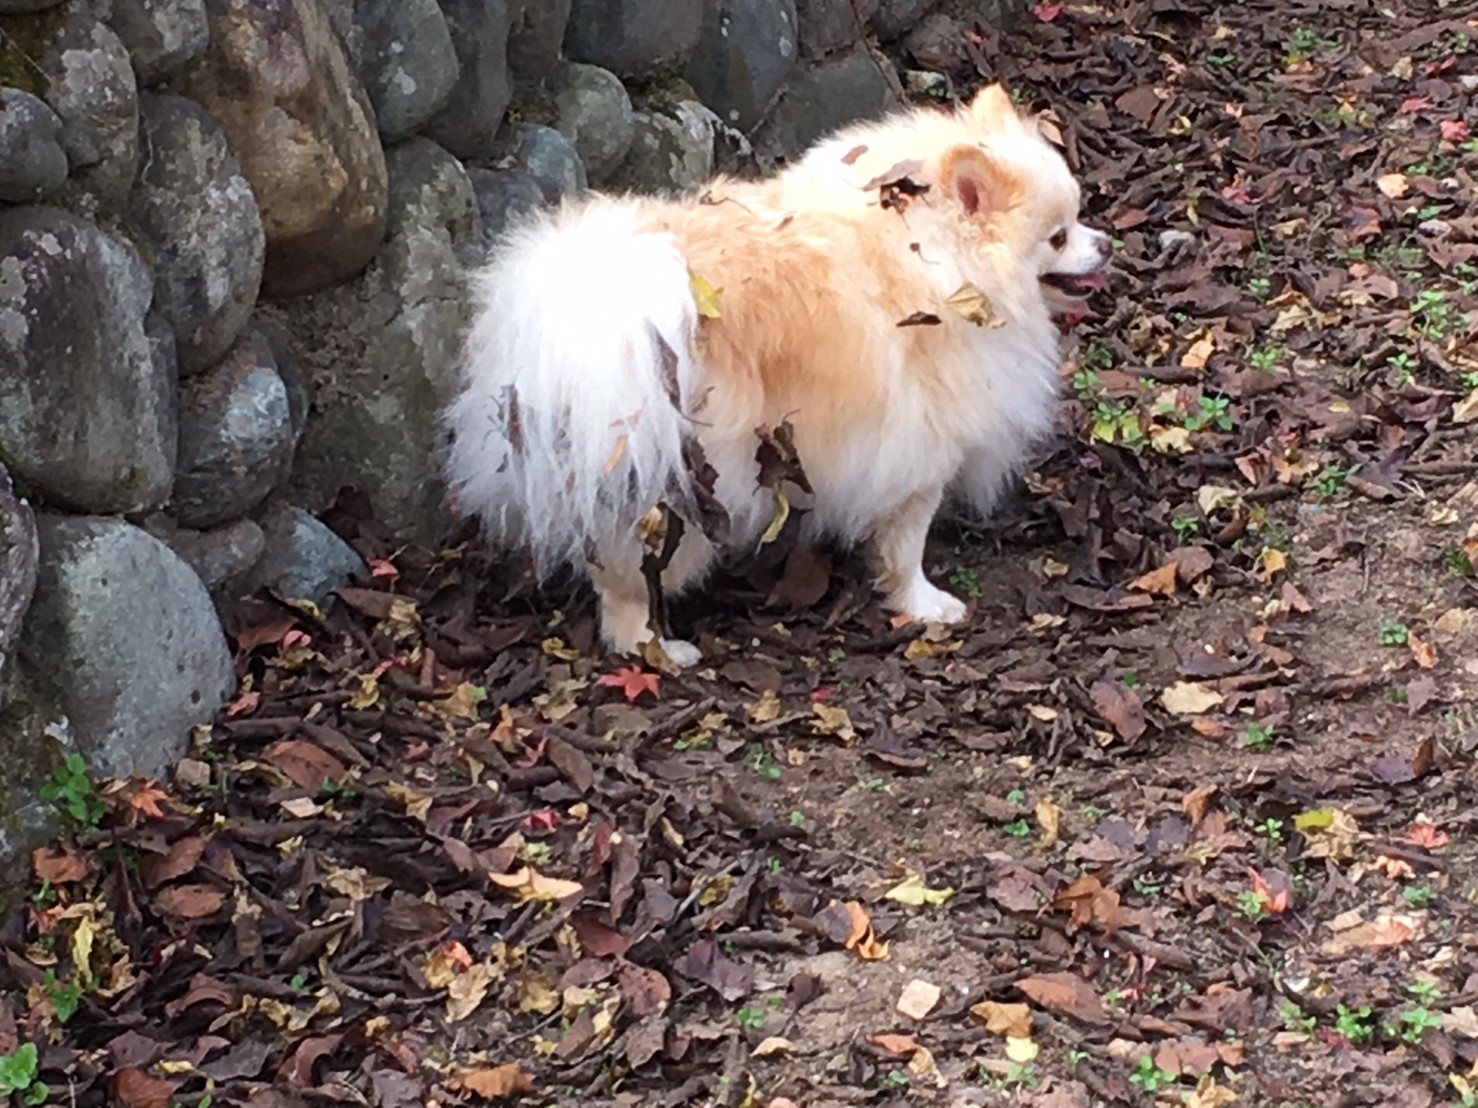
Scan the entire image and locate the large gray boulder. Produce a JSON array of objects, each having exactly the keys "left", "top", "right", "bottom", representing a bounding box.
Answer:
[
  {"left": 758, "top": 45, "right": 898, "bottom": 153},
  {"left": 870, "top": 0, "right": 939, "bottom": 40},
  {"left": 233, "top": 504, "right": 364, "bottom": 606},
  {"left": 0, "top": 662, "right": 75, "bottom": 915},
  {"left": 425, "top": 0, "right": 511, "bottom": 162},
  {"left": 0, "top": 88, "right": 68, "bottom": 204},
  {"left": 22, "top": 10, "right": 140, "bottom": 216},
  {"left": 563, "top": 0, "right": 703, "bottom": 79},
  {"left": 0, "top": 207, "right": 177, "bottom": 515},
  {"left": 353, "top": 0, "right": 460, "bottom": 142},
  {"left": 130, "top": 93, "right": 265, "bottom": 375},
  {"left": 282, "top": 139, "right": 476, "bottom": 542},
  {"left": 686, "top": 0, "right": 798, "bottom": 133},
  {"left": 108, "top": 0, "right": 211, "bottom": 85},
  {"left": 545, "top": 62, "right": 635, "bottom": 184},
  {"left": 606, "top": 103, "right": 716, "bottom": 196},
  {"left": 0, "top": 463, "right": 37, "bottom": 713},
  {"left": 508, "top": 0, "right": 571, "bottom": 85},
  {"left": 20, "top": 515, "right": 233, "bottom": 781},
  {"left": 795, "top": 0, "right": 880, "bottom": 58},
  {"left": 178, "top": 0, "right": 389, "bottom": 297},
  {"left": 175, "top": 330, "right": 296, "bottom": 528},
  {"left": 468, "top": 168, "right": 545, "bottom": 254}
]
